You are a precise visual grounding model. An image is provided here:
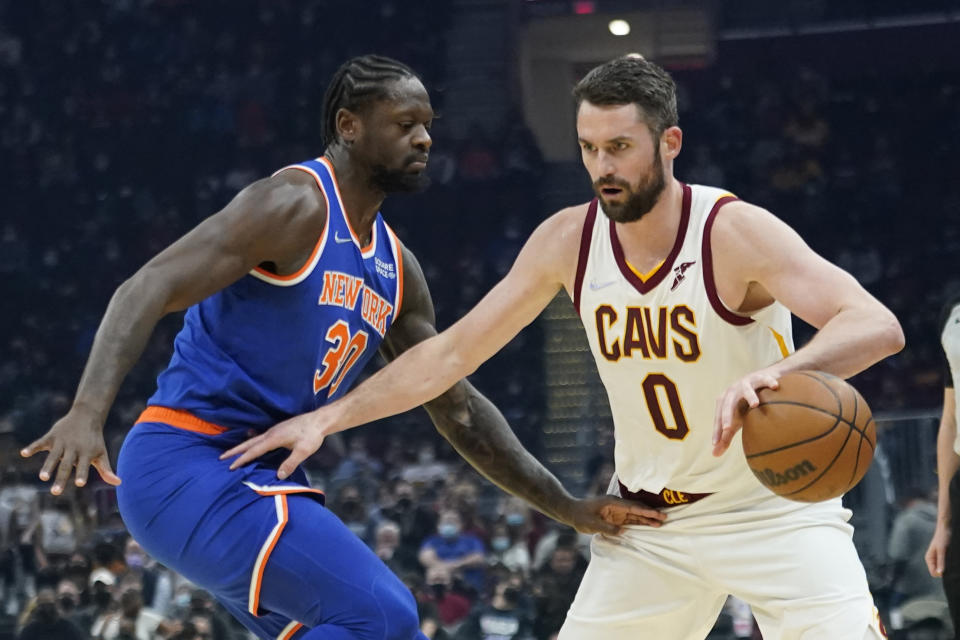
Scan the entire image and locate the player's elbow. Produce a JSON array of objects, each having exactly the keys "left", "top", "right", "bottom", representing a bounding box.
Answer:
[
  {"left": 435, "top": 332, "right": 479, "bottom": 380},
  {"left": 877, "top": 310, "right": 905, "bottom": 356}
]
